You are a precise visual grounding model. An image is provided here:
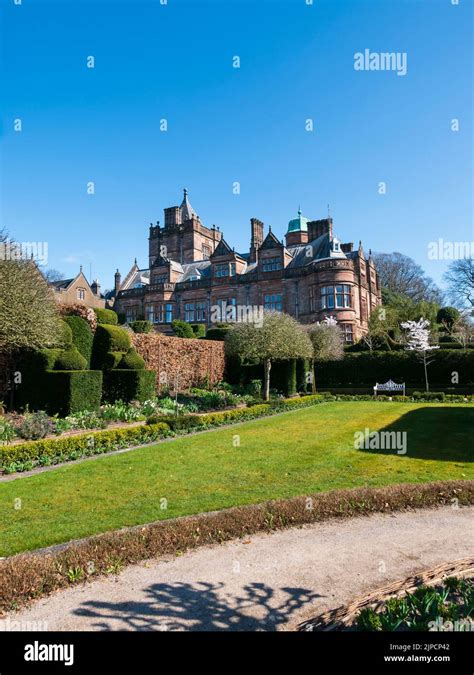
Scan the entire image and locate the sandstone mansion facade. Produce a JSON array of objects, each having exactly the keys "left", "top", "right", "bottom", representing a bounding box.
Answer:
[{"left": 112, "top": 189, "right": 382, "bottom": 343}]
